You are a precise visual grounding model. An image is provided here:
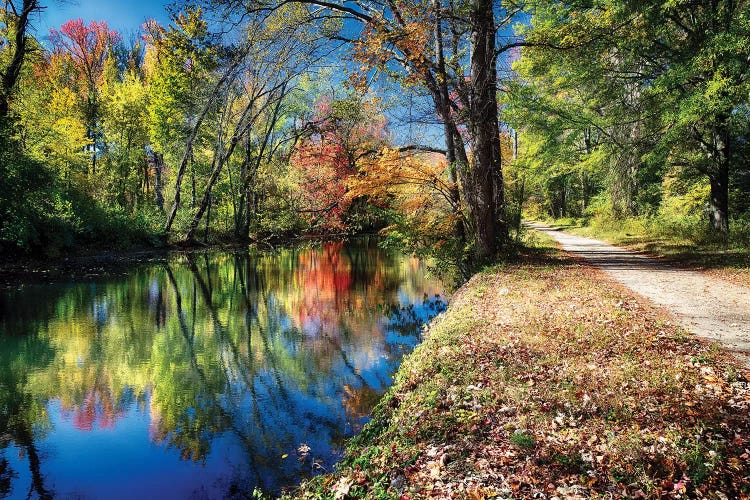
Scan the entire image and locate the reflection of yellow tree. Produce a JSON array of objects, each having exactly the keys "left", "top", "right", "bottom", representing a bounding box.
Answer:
[
  {"left": 0, "top": 334, "right": 55, "bottom": 499},
  {"left": 341, "top": 384, "right": 382, "bottom": 422},
  {"left": 0, "top": 240, "right": 444, "bottom": 478},
  {"left": 27, "top": 274, "right": 162, "bottom": 432}
]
